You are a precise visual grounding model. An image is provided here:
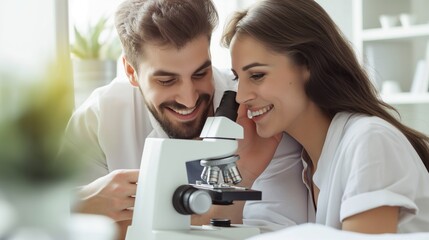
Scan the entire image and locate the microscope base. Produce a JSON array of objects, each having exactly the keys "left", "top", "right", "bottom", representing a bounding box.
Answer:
[{"left": 126, "top": 224, "right": 260, "bottom": 240}]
